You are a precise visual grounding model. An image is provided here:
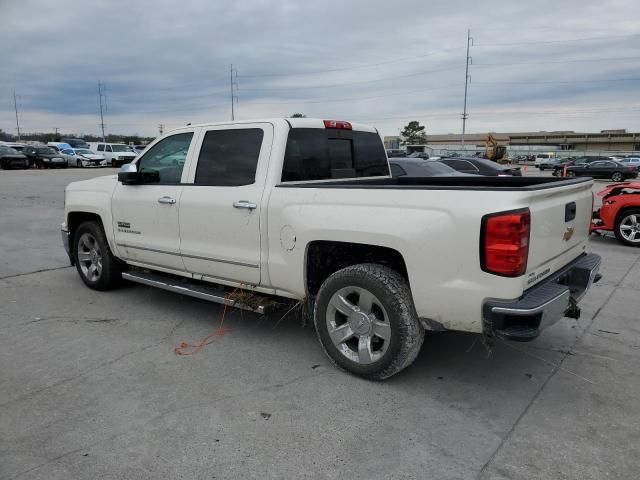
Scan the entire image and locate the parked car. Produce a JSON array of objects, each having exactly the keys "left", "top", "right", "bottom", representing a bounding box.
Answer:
[
  {"left": 538, "top": 157, "right": 565, "bottom": 171},
  {"left": 0, "top": 142, "right": 28, "bottom": 153},
  {"left": 386, "top": 149, "right": 406, "bottom": 158},
  {"left": 407, "top": 152, "right": 430, "bottom": 159},
  {"left": 534, "top": 153, "right": 555, "bottom": 166},
  {"left": 438, "top": 157, "right": 522, "bottom": 176},
  {"left": 61, "top": 118, "right": 600, "bottom": 380},
  {"left": 0, "top": 145, "right": 30, "bottom": 169},
  {"left": 61, "top": 138, "right": 90, "bottom": 149},
  {"left": 620, "top": 157, "right": 640, "bottom": 168},
  {"left": 24, "top": 145, "right": 67, "bottom": 169},
  {"left": 591, "top": 182, "right": 640, "bottom": 247},
  {"left": 65, "top": 148, "right": 107, "bottom": 168},
  {"left": 389, "top": 158, "right": 472, "bottom": 177},
  {"left": 552, "top": 156, "right": 608, "bottom": 176},
  {"left": 91, "top": 143, "right": 137, "bottom": 167},
  {"left": 48, "top": 142, "right": 73, "bottom": 152},
  {"left": 566, "top": 160, "right": 637, "bottom": 182}
]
